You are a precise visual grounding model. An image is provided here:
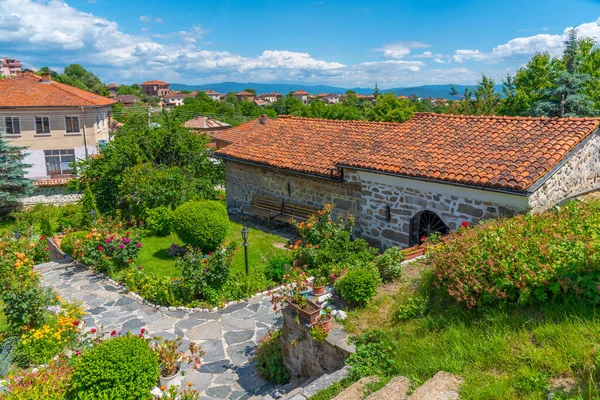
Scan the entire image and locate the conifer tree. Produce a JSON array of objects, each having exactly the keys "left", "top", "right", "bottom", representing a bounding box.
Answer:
[
  {"left": 0, "top": 133, "right": 32, "bottom": 208},
  {"left": 79, "top": 183, "right": 99, "bottom": 226}
]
